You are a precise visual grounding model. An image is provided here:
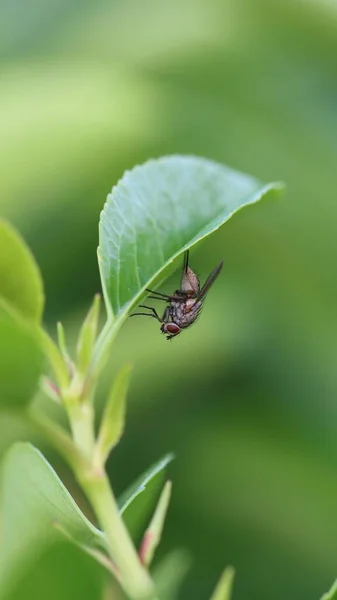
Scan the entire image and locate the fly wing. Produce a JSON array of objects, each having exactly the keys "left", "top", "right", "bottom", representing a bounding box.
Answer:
[{"left": 197, "top": 260, "right": 223, "bottom": 301}]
